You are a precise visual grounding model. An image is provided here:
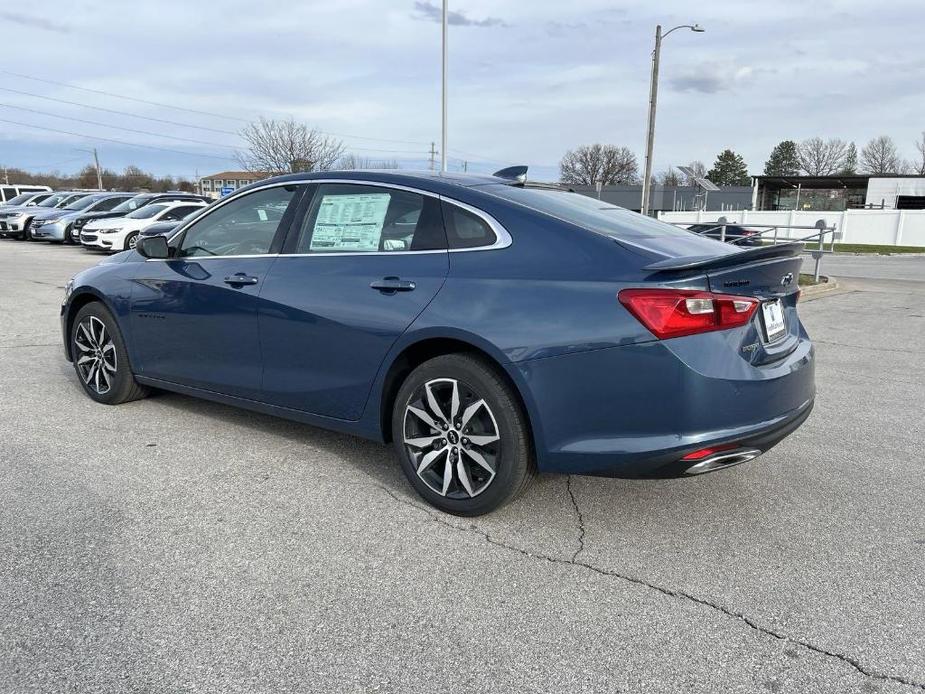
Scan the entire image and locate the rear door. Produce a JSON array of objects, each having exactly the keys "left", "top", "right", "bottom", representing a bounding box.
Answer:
[
  {"left": 130, "top": 184, "right": 304, "bottom": 398},
  {"left": 258, "top": 182, "right": 449, "bottom": 420}
]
